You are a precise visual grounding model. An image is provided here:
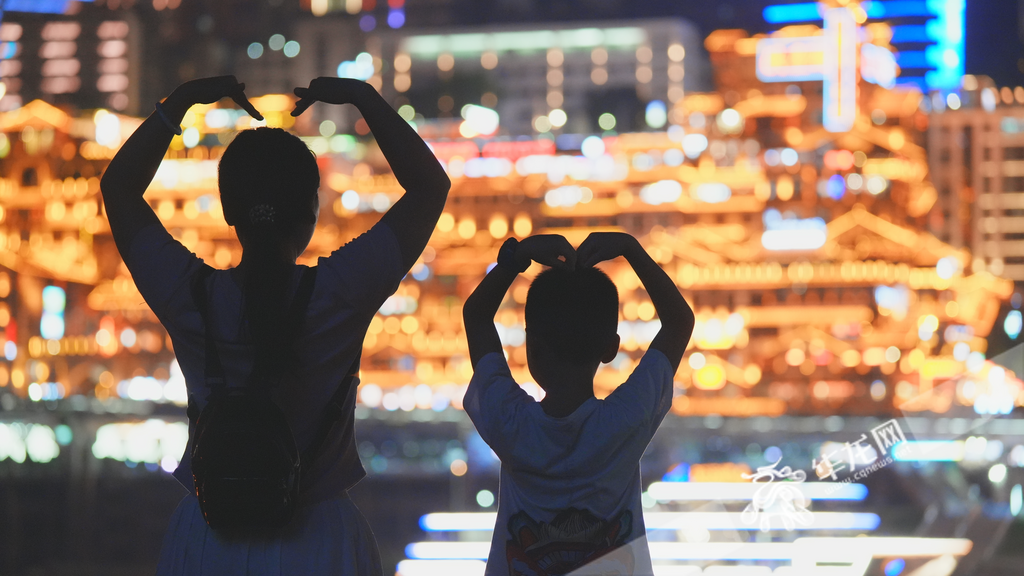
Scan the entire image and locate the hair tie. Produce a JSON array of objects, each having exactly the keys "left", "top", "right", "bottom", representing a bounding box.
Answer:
[
  {"left": 249, "top": 204, "right": 276, "bottom": 226},
  {"left": 154, "top": 101, "right": 182, "bottom": 135}
]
